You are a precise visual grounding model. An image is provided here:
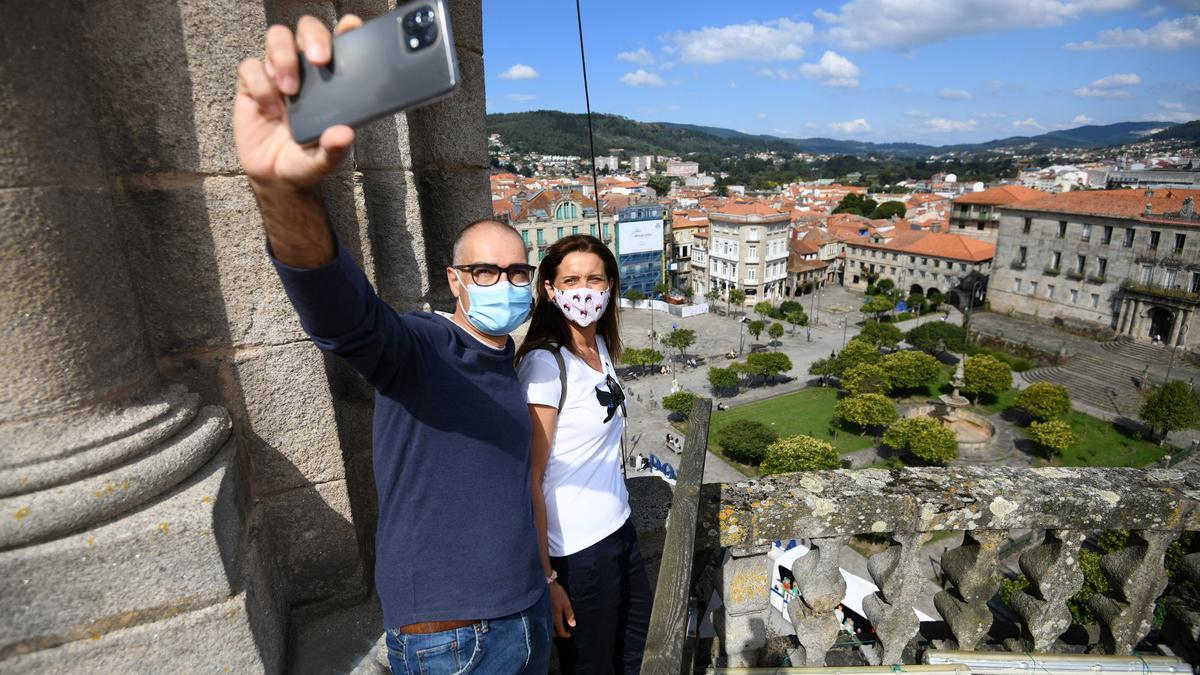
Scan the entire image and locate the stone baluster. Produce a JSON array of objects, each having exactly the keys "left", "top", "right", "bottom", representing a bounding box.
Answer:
[
  {"left": 786, "top": 536, "right": 849, "bottom": 666},
  {"left": 1009, "top": 529, "right": 1088, "bottom": 651},
  {"left": 863, "top": 531, "right": 930, "bottom": 665},
  {"left": 721, "top": 547, "right": 773, "bottom": 667},
  {"left": 934, "top": 531, "right": 1005, "bottom": 650},
  {"left": 1164, "top": 551, "right": 1200, "bottom": 663},
  {"left": 1091, "top": 530, "right": 1175, "bottom": 654}
]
